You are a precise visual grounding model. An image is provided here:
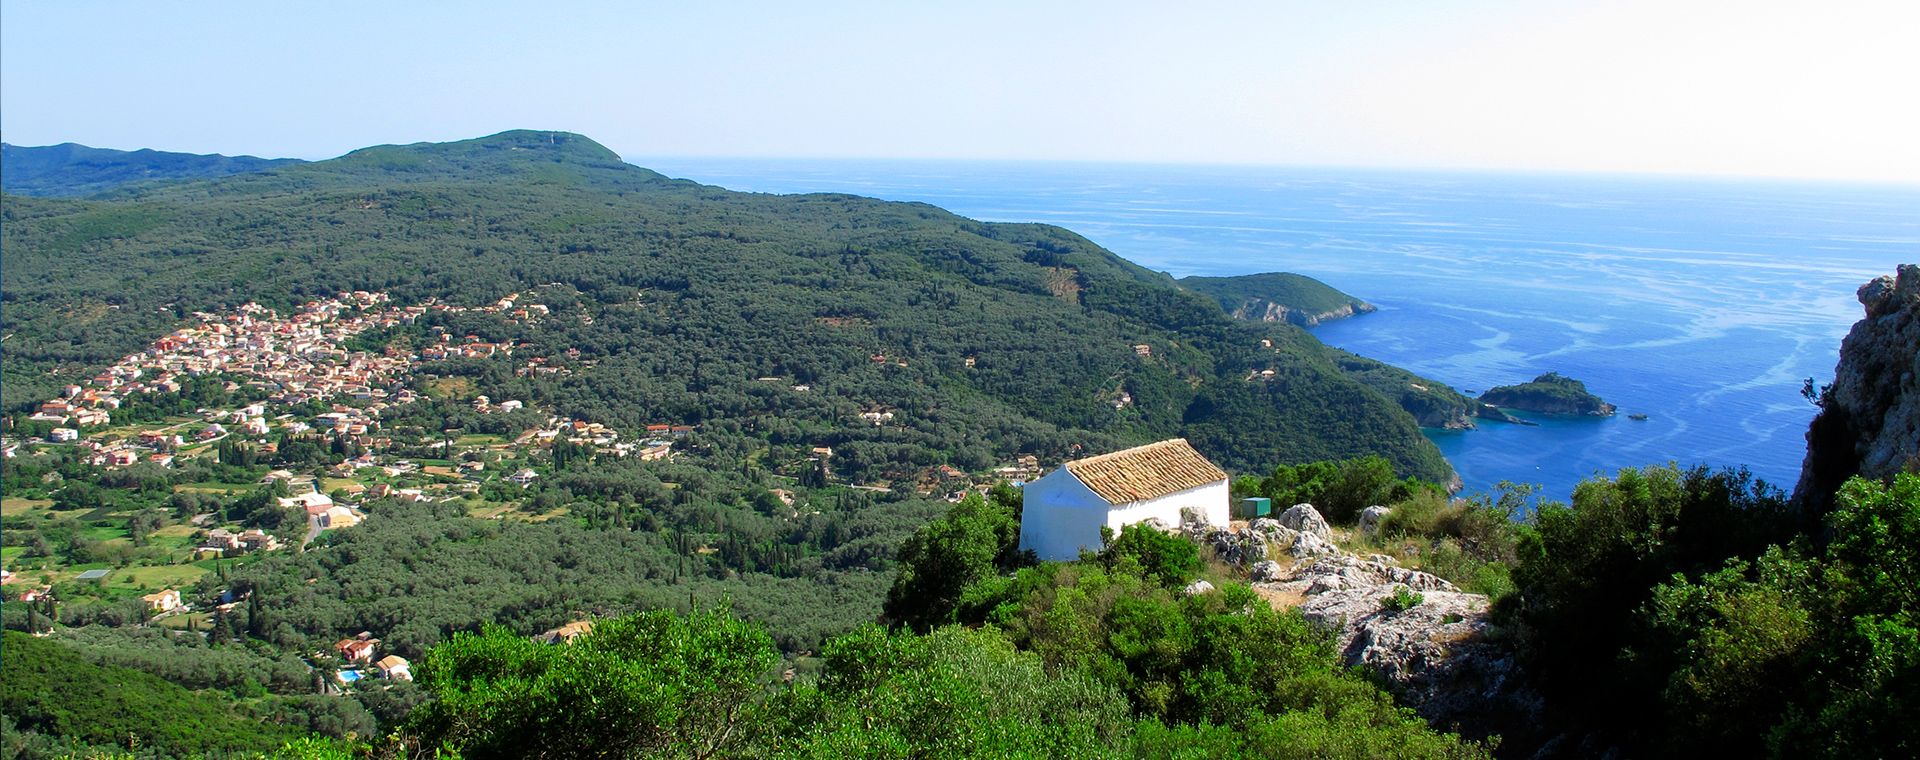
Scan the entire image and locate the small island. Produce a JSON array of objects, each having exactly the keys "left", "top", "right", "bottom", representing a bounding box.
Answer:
[{"left": 1477, "top": 371, "right": 1616, "bottom": 416}]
